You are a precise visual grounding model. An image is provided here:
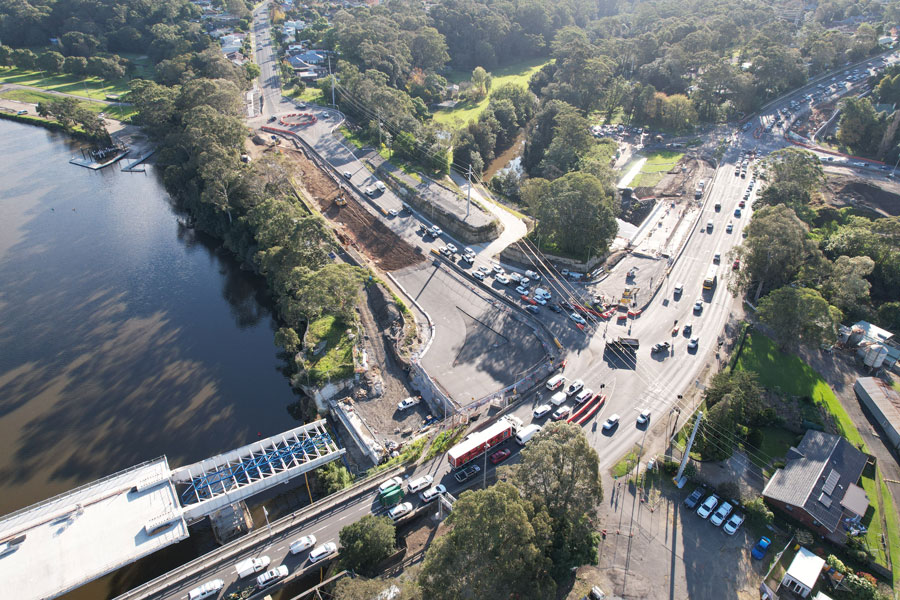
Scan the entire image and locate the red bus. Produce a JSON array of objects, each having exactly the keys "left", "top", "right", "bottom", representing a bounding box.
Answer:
[{"left": 447, "top": 419, "right": 515, "bottom": 468}]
